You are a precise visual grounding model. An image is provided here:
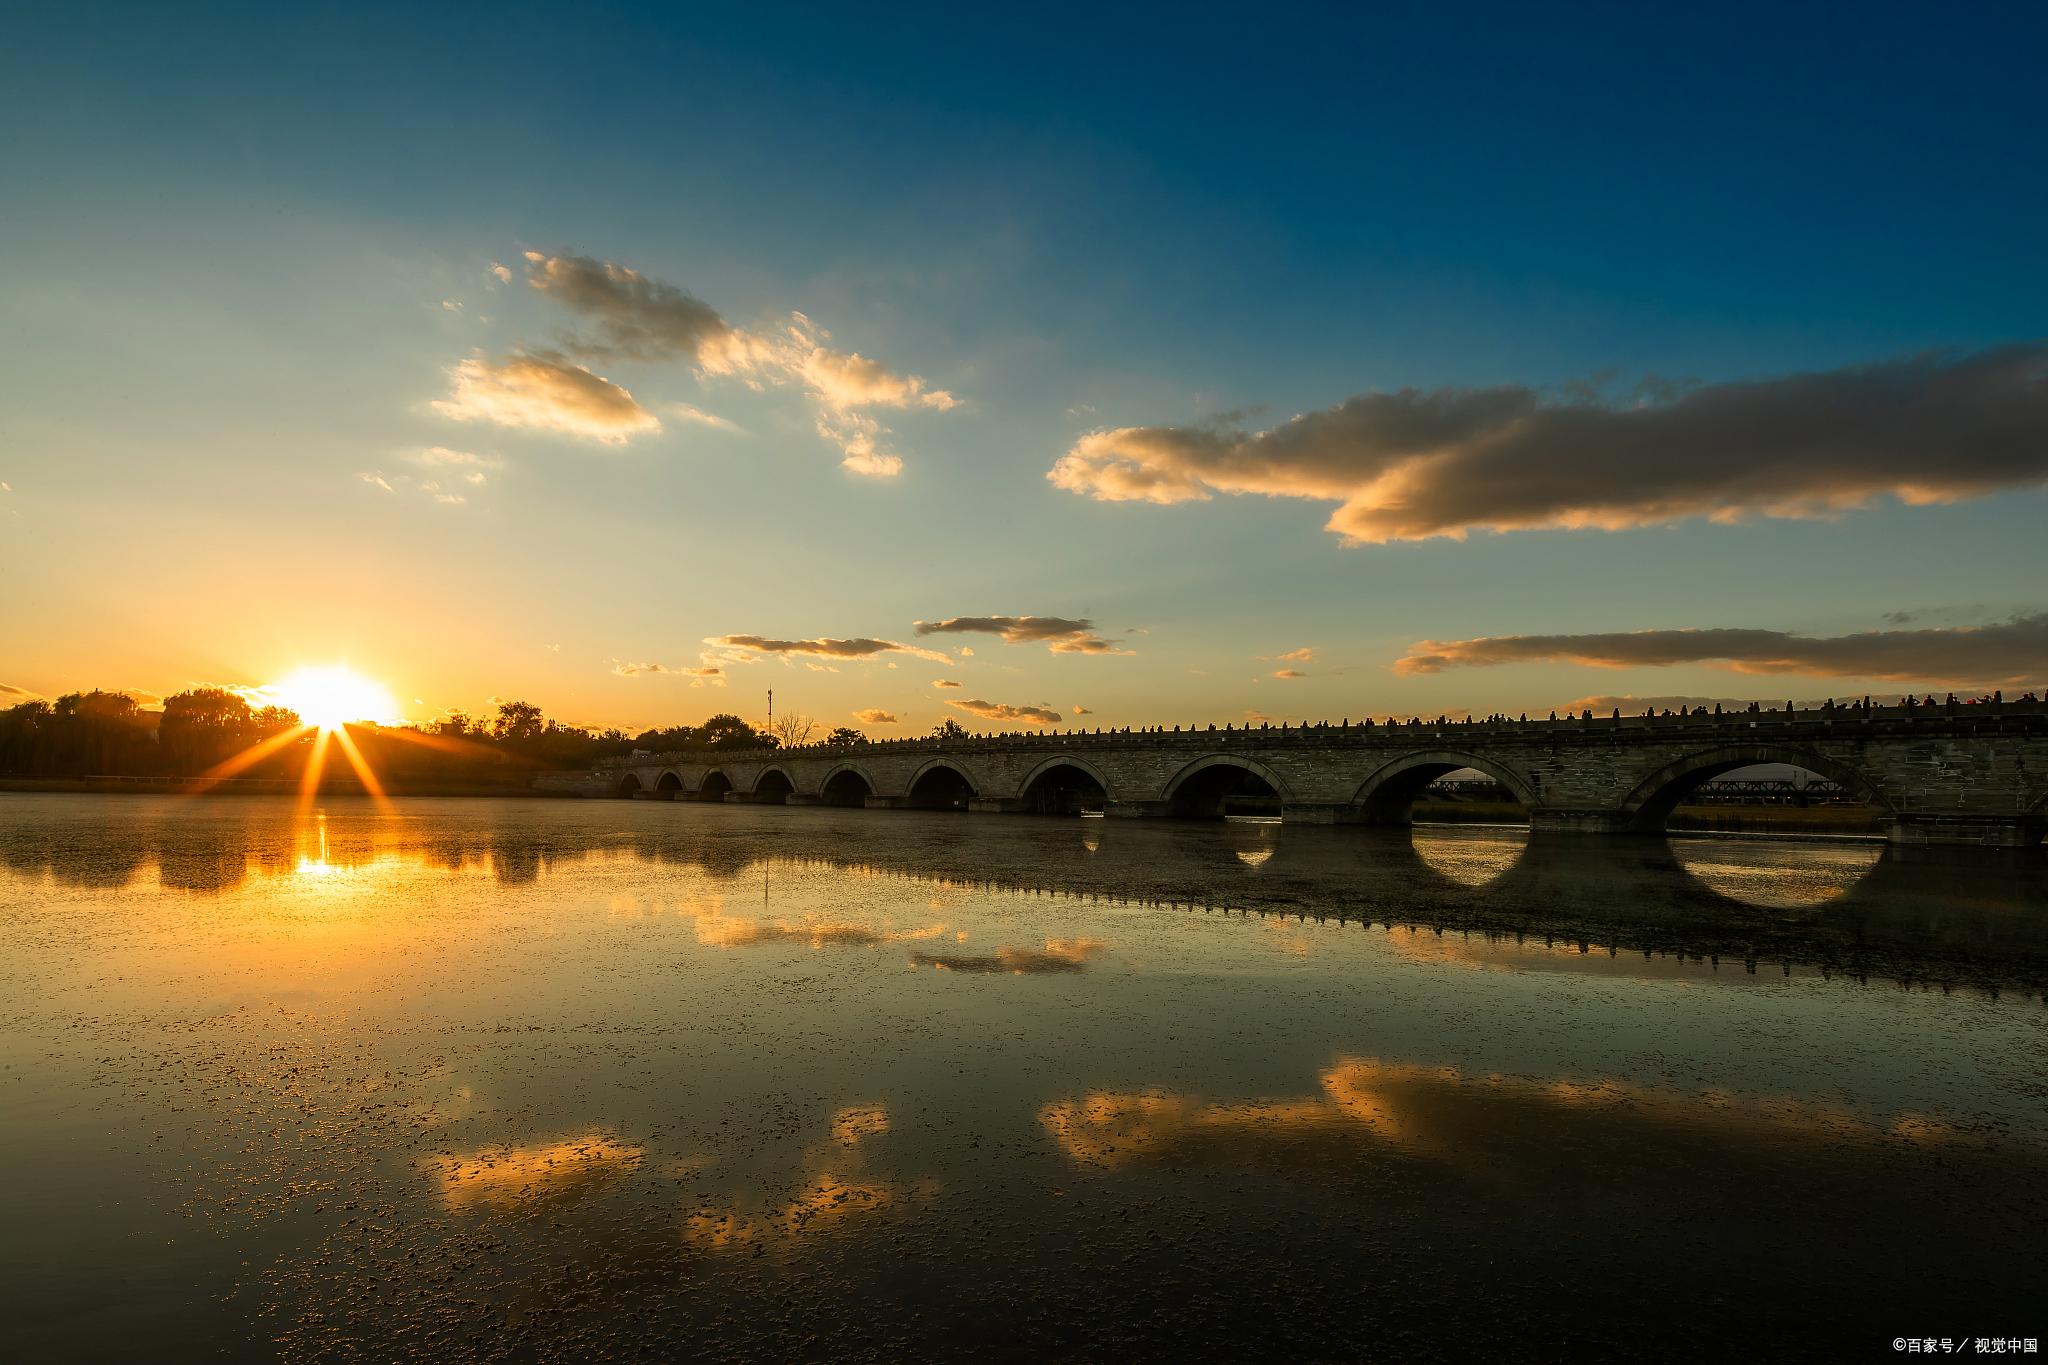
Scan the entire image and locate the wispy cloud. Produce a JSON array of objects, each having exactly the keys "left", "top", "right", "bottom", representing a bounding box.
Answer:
[
  {"left": 520, "top": 252, "right": 955, "bottom": 476},
  {"left": 433, "top": 350, "right": 659, "bottom": 443},
  {"left": 948, "top": 698, "right": 1062, "bottom": 725},
  {"left": 932, "top": 679, "right": 961, "bottom": 688},
  {"left": 1049, "top": 345, "right": 2048, "bottom": 543},
  {"left": 1274, "top": 647, "right": 1316, "bottom": 663},
  {"left": 1, "top": 682, "right": 42, "bottom": 703},
  {"left": 913, "top": 615, "right": 1133, "bottom": 656},
  {"left": 1395, "top": 614, "right": 2048, "bottom": 686},
  {"left": 1272, "top": 668, "right": 1307, "bottom": 679},
  {"left": 708, "top": 634, "right": 953, "bottom": 665},
  {"left": 669, "top": 402, "right": 742, "bottom": 433},
  {"left": 611, "top": 658, "right": 725, "bottom": 686}
]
